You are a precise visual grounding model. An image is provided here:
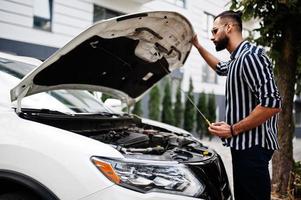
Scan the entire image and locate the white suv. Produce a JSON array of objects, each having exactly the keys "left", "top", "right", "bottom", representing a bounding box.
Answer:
[{"left": 0, "top": 11, "right": 232, "bottom": 200}]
